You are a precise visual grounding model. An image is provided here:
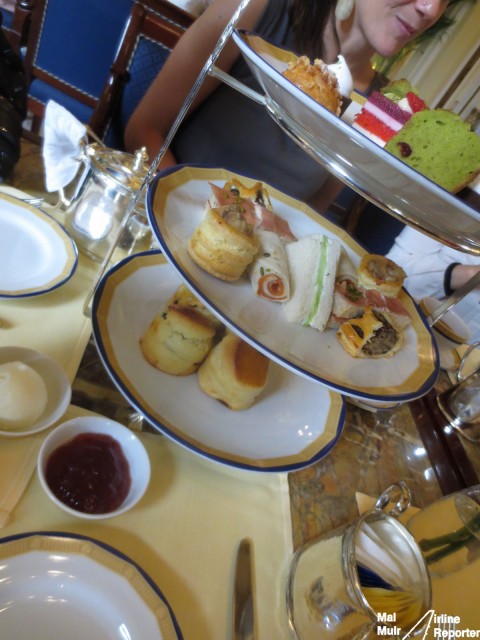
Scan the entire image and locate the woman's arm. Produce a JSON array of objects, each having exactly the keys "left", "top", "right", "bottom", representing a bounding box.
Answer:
[{"left": 124, "top": 0, "right": 268, "bottom": 165}]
